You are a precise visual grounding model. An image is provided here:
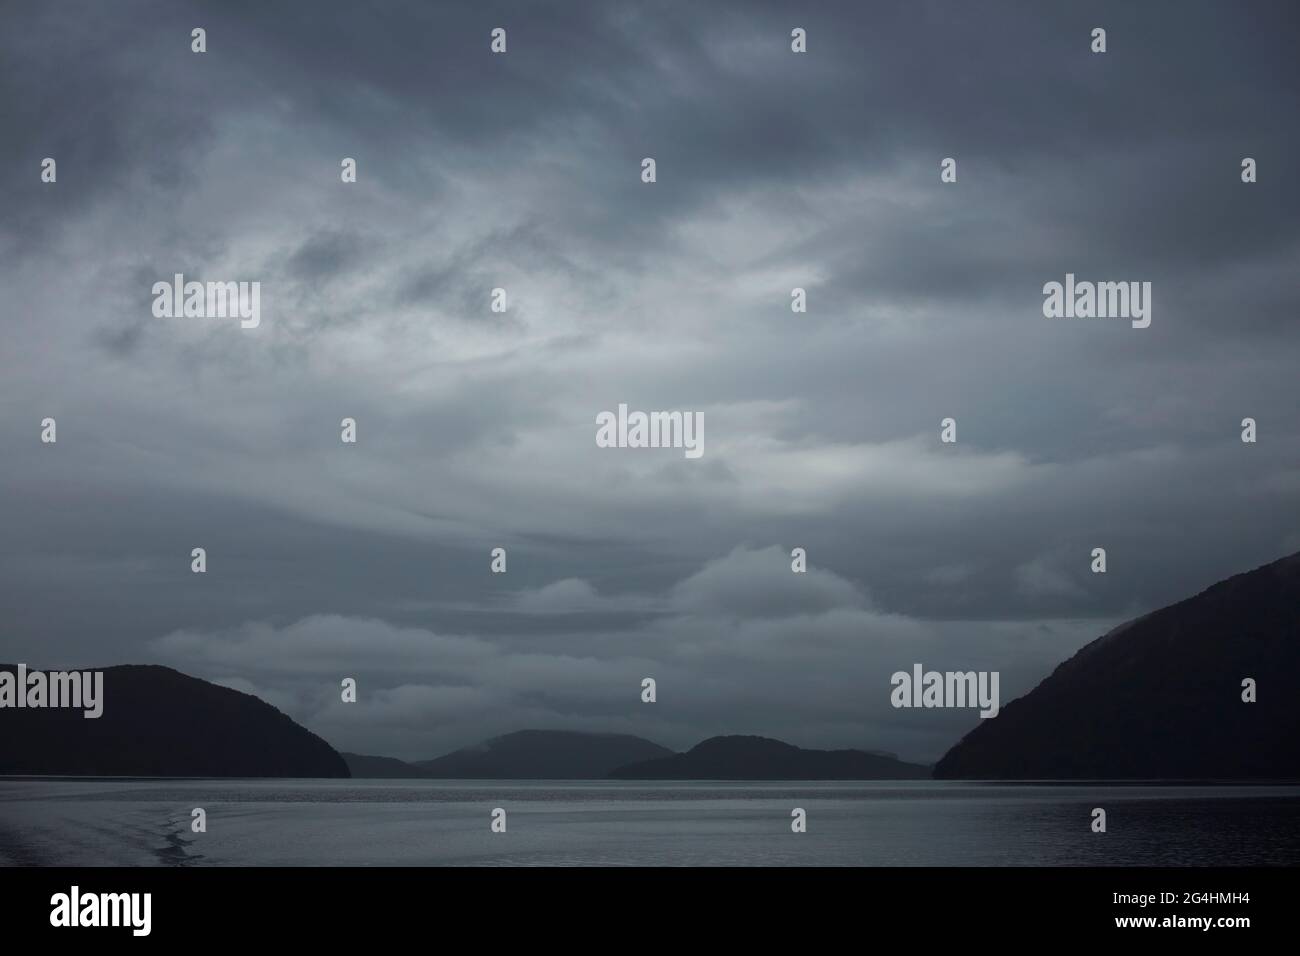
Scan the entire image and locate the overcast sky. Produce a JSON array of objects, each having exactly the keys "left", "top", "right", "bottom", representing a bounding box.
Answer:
[{"left": 2, "top": 0, "right": 1297, "bottom": 763}]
